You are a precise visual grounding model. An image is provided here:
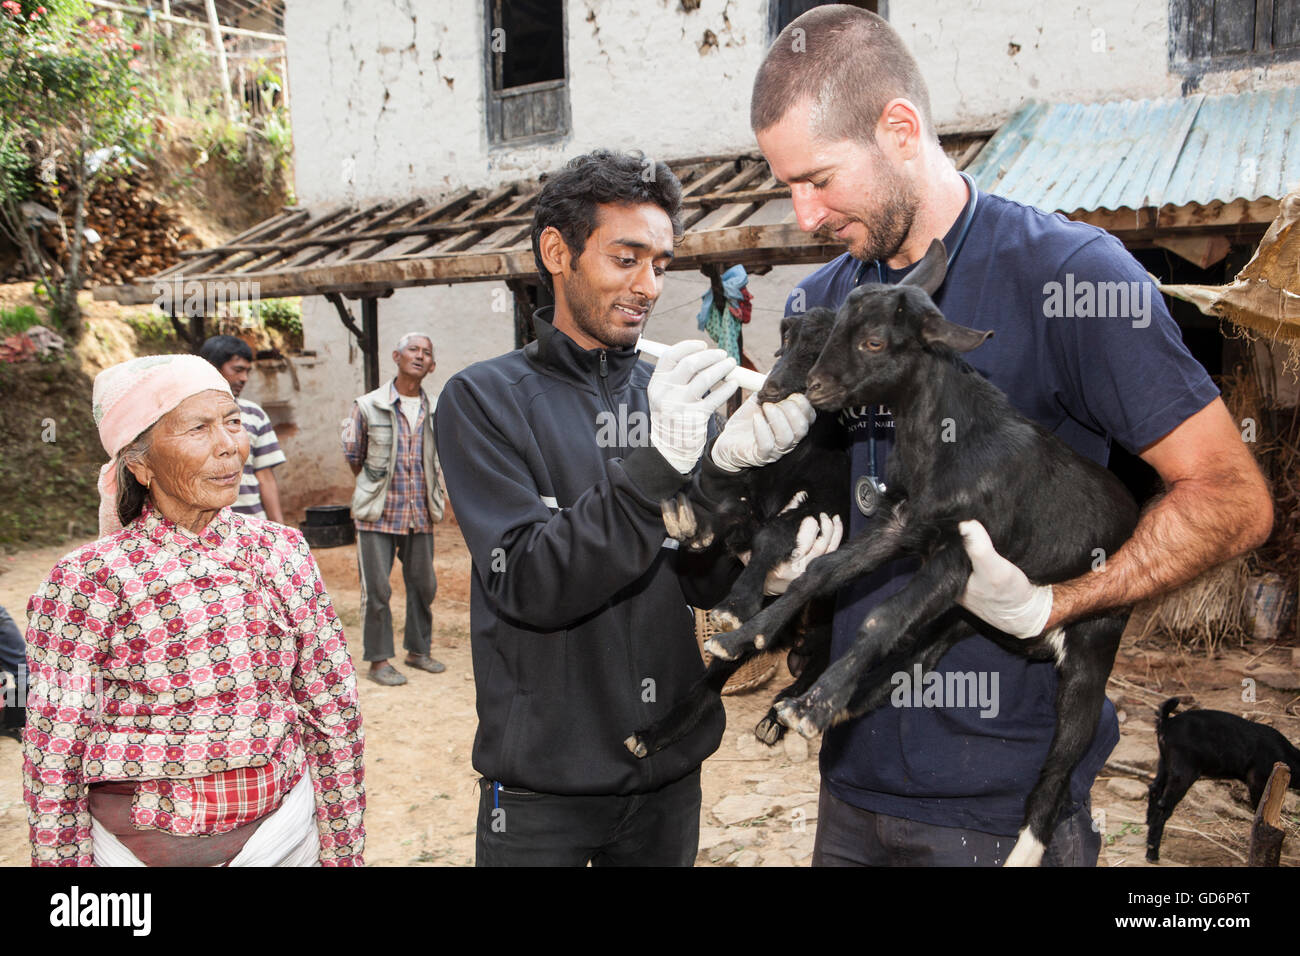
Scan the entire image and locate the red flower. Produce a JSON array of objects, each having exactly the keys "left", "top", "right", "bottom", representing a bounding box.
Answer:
[{"left": 132, "top": 42, "right": 142, "bottom": 52}]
